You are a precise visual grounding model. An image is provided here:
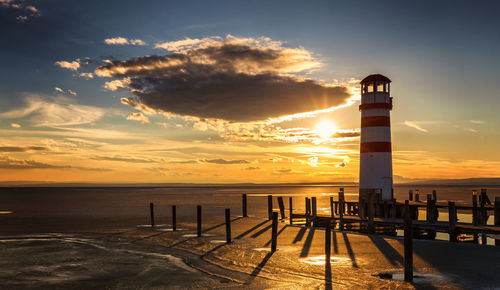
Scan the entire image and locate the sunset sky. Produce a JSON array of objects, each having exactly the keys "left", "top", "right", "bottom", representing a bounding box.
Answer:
[{"left": 1, "top": 0, "right": 499, "bottom": 183}]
